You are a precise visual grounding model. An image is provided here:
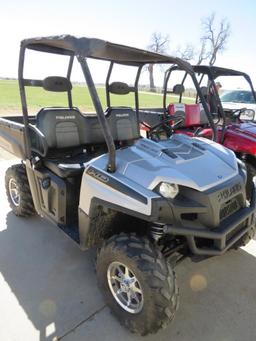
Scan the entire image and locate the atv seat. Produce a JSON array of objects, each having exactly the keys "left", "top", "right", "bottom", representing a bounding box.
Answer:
[
  {"left": 36, "top": 106, "right": 139, "bottom": 178},
  {"left": 167, "top": 83, "right": 208, "bottom": 129},
  {"left": 168, "top": 103, "right": 212, "bottom": 139},
  {"left": 42, "top": 152, "right": 96, "bottom": 178},
  {"left": 168, "top": 103, "right": 208, "bottom": 128},
  {"left": 36, "top": 107, "right": 92, "bottom": 177}
]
